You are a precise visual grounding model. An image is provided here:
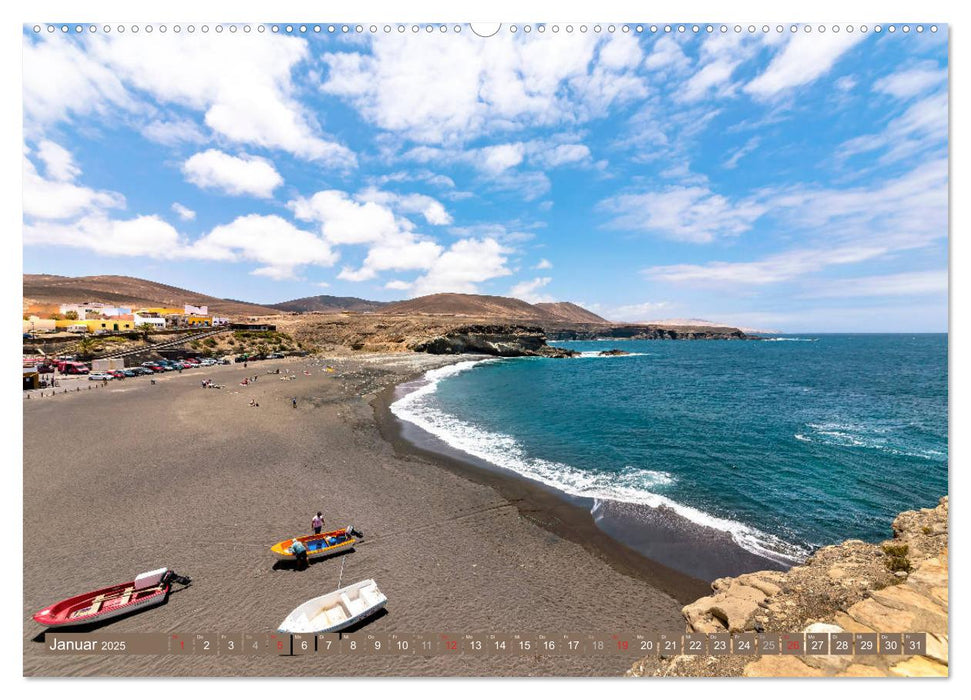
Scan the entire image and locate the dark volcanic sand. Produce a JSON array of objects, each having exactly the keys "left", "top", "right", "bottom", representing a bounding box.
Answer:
[{"left": 23, "top": 354, "right": 695, "bottom": 677}]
